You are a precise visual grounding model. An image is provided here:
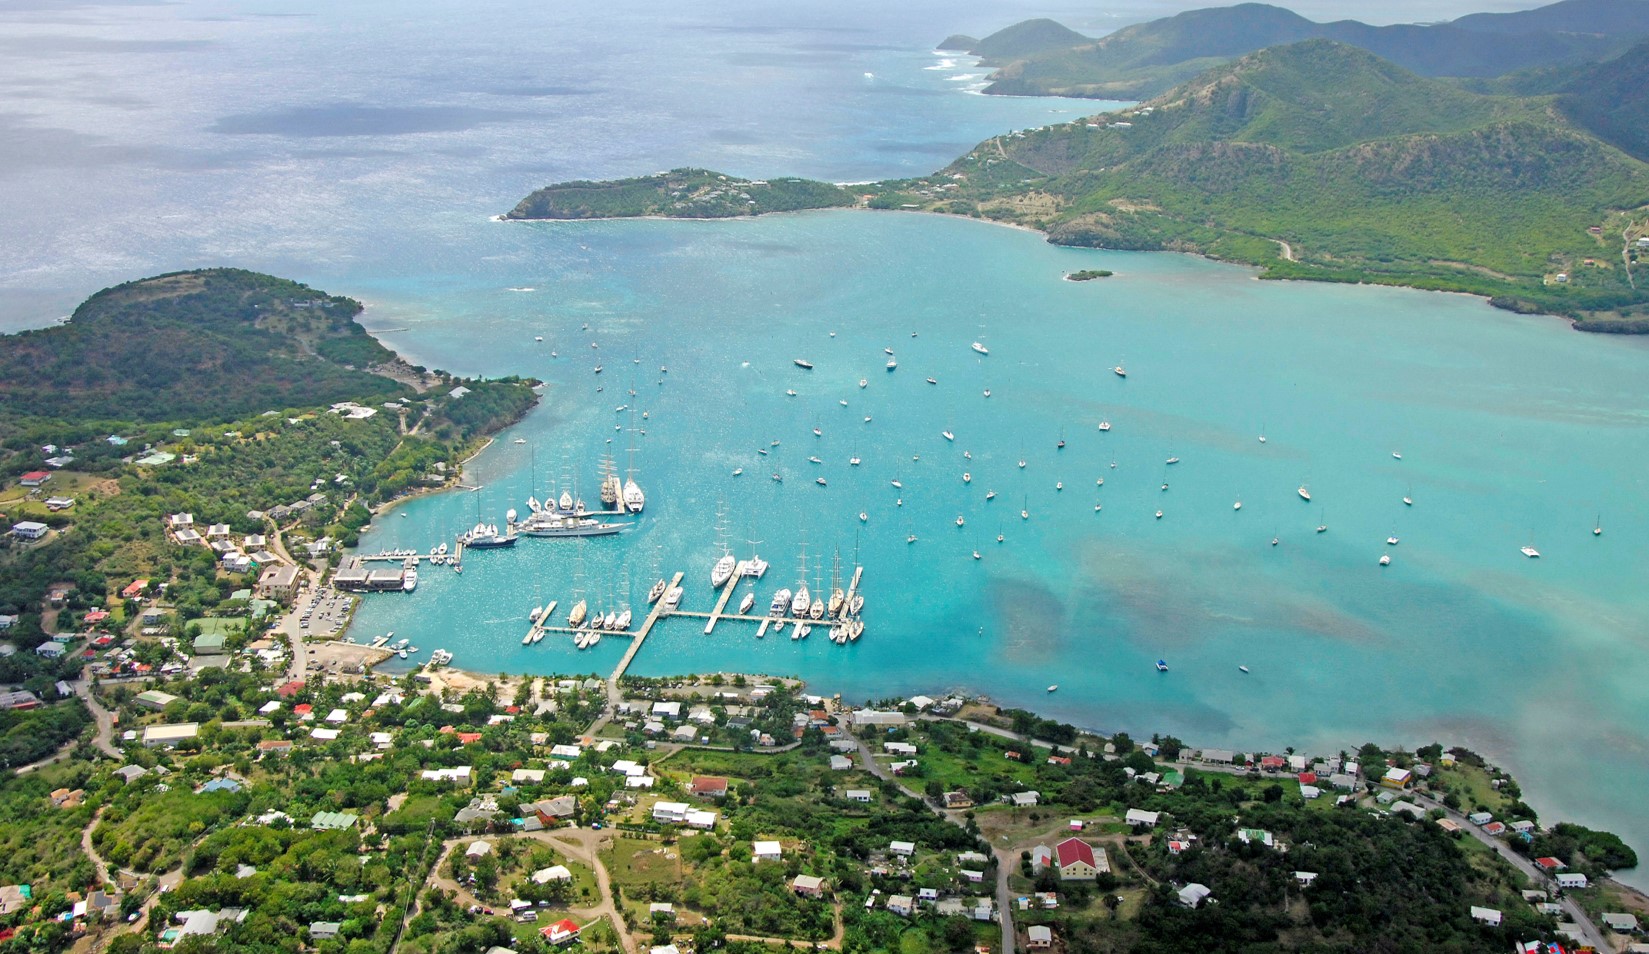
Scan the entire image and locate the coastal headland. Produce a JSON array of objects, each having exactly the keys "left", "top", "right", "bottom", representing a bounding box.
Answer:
[{"left": 506, "top": 38, "right": 1649, "bottom": 333}]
